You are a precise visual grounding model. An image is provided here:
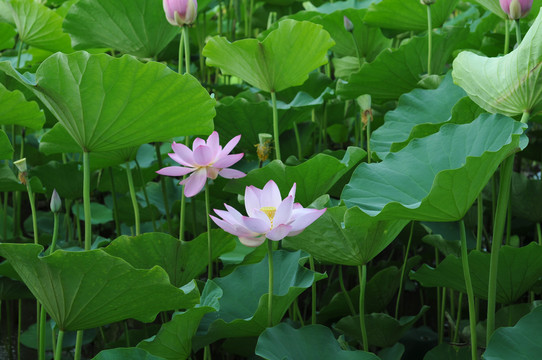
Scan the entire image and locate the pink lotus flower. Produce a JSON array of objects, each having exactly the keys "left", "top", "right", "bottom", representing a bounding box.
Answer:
[
  {"left": 500, "top": 0, "right": 532, "bottom": 19},
  {"left": 163, "top": 0, "right": 197, "bottom": 26},
  {"left": 210, "top": 180, "right": 326, "bottom": 247},
  {"left": 157, "top": 132, "right": 245, "bottom": 197}
]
